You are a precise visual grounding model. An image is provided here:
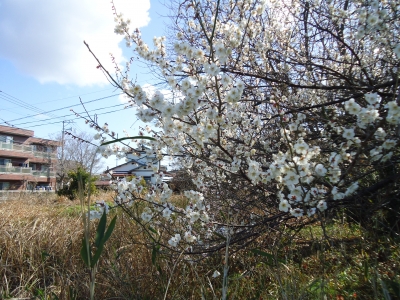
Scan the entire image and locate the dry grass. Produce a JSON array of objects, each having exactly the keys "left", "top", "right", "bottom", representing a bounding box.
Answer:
[
  {"left": 0, "top": 195, "right": 84, "bottom": 298},
  {"left": 0, "top": 194, "right": 399, "bottom": 299},
  {"left": 0, "top": 193, "right": 159, "bottom": 299}
]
